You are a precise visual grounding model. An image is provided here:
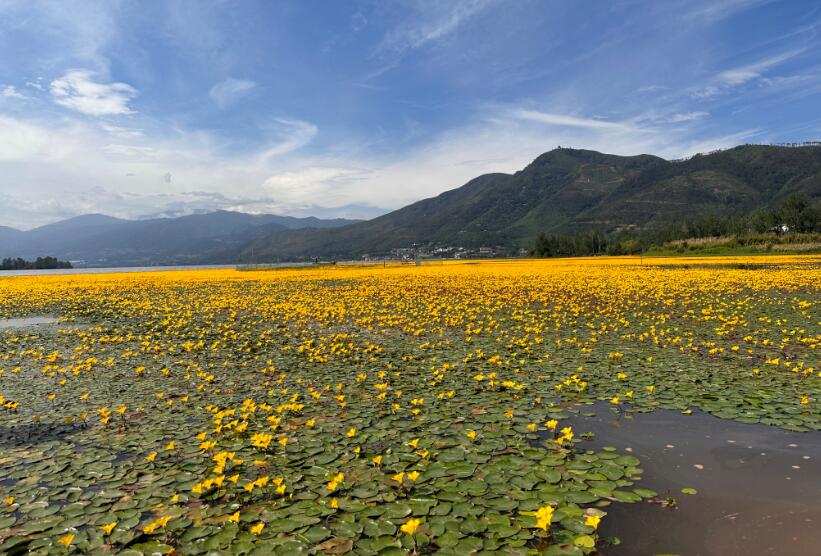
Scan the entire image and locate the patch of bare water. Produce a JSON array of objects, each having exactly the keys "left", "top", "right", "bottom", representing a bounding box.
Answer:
[
  {"left": 0, "top": 316, "right": 58, "bottom": 329},
  {"left": 565, "top": 403, "right": 820, "bottom": 556}
]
